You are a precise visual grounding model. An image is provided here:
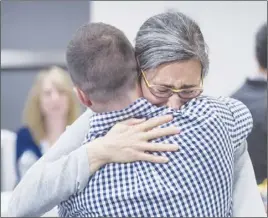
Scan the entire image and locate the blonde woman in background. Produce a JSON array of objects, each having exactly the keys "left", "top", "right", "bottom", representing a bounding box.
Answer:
[{"left": 15, "top": 66, "right": 80, "bottom": 183}]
